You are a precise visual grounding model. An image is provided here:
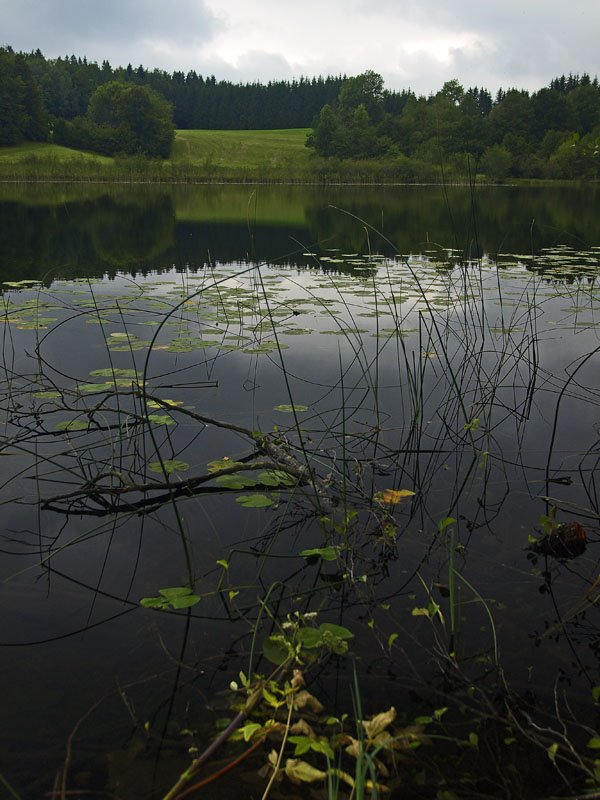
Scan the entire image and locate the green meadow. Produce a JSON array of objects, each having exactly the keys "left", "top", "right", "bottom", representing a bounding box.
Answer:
[
  {"left": 172, "top": 128, "right": 312, "bottom": 169},
  {"left": 0, "top": 127, "right": 451, "bottom": 184},
  {"left": 0, "top": 128, "right": 324, "bottom": 183}
]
